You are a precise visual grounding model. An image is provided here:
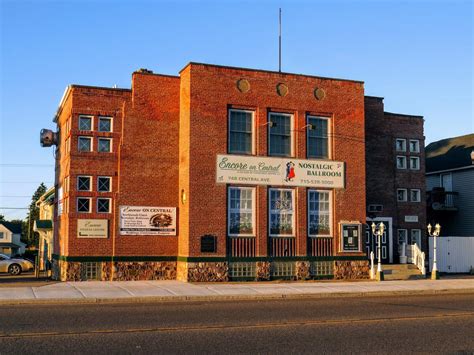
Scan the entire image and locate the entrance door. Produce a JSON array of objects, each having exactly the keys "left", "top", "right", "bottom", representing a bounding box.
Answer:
[{"left": 365, "top": 219, "right": 391, "bottom": 263}]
